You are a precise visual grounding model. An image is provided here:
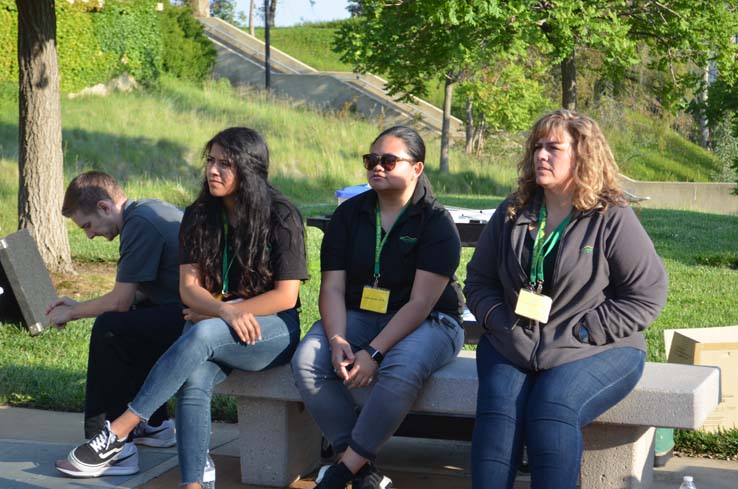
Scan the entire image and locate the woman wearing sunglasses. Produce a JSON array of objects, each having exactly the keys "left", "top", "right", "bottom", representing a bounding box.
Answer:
[
  {"left": 59, "top": 127, "right": 307, "bottom": 489},
  {"left": 292, "top": 125, "right": 464, "bottom": 489}
]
